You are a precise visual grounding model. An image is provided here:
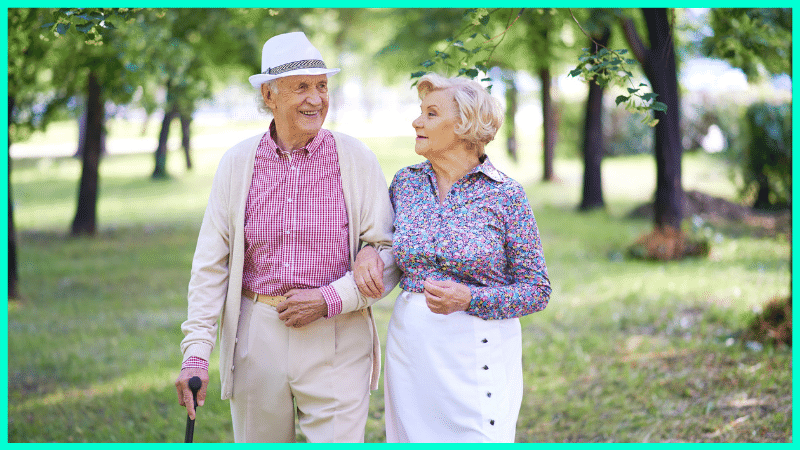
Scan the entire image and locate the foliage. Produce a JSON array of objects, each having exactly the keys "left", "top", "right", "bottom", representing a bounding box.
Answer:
[
  {"left": 410, "top": 8, "right": 507, "bottom": 83},
  {"left": 405, "top": 8, "right": 580, "bottom": 87},
  {"left": 736, "top": 102, "right": 792, "bottom": 208},
  {"left": 742, "top": 296, "right": 791, "bottom": 348},
  {"left": 566, "top": 8, "right": 667, "bottom": 127},
  {"left": 8, "top": 8, "right": 147, "bottom": 144},
  {"left": 702, "top": 8, "right": 792, "bottom": 81},
  {"left": 42, "top": 8, "right": 140, "bottom": 45},
  {"left": 569, "top": 47, "right": 666, "bottom": 127},
  {"left": 8, "top": 9, "right": 78, "bottom": 141}
]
